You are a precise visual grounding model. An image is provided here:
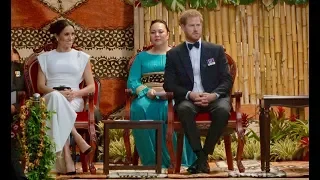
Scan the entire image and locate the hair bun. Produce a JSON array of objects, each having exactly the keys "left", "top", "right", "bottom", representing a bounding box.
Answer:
[{"left": 48, "top": 23, "right": 57, "bottom": 34}]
